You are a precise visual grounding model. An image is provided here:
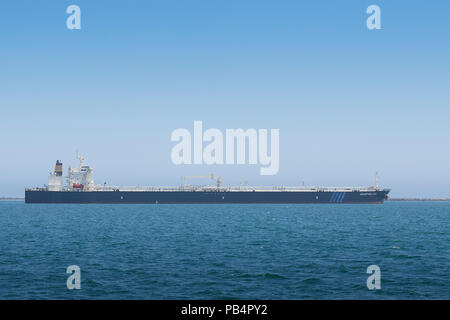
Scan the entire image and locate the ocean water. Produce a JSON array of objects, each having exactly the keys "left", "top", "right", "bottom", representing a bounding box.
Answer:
[{"left": 0, "top": 201, "right": 448, "bottom": 299}]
